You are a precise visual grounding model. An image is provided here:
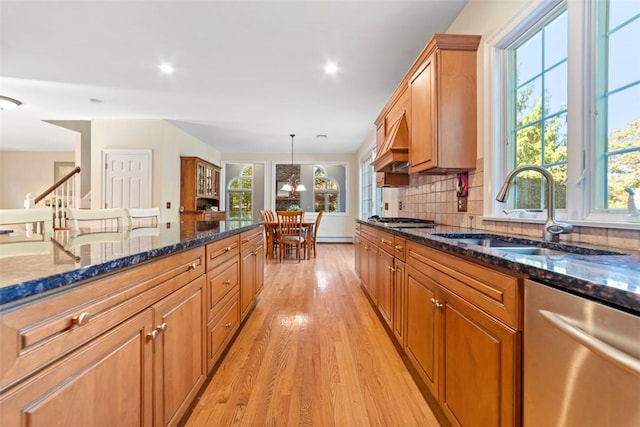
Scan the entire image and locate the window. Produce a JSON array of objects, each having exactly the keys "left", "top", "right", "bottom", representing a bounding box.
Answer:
[
  {"left": 509, "top": 9, "right": 568, "bottom": 210},
  {"left": 227, "top": 165, "right": 253, "bottom": 220},
  {"left": 490, "top": 0, "right": 639, "bottom": 224},
  {"left": 594, "top": 0, "right": 640, "bottom": 210},
  {"left": 360, "top": 147, "right": 381, "bottom": 219},
  {"left": 313, "top": 165, "right": 339, "bottom": 212}
]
